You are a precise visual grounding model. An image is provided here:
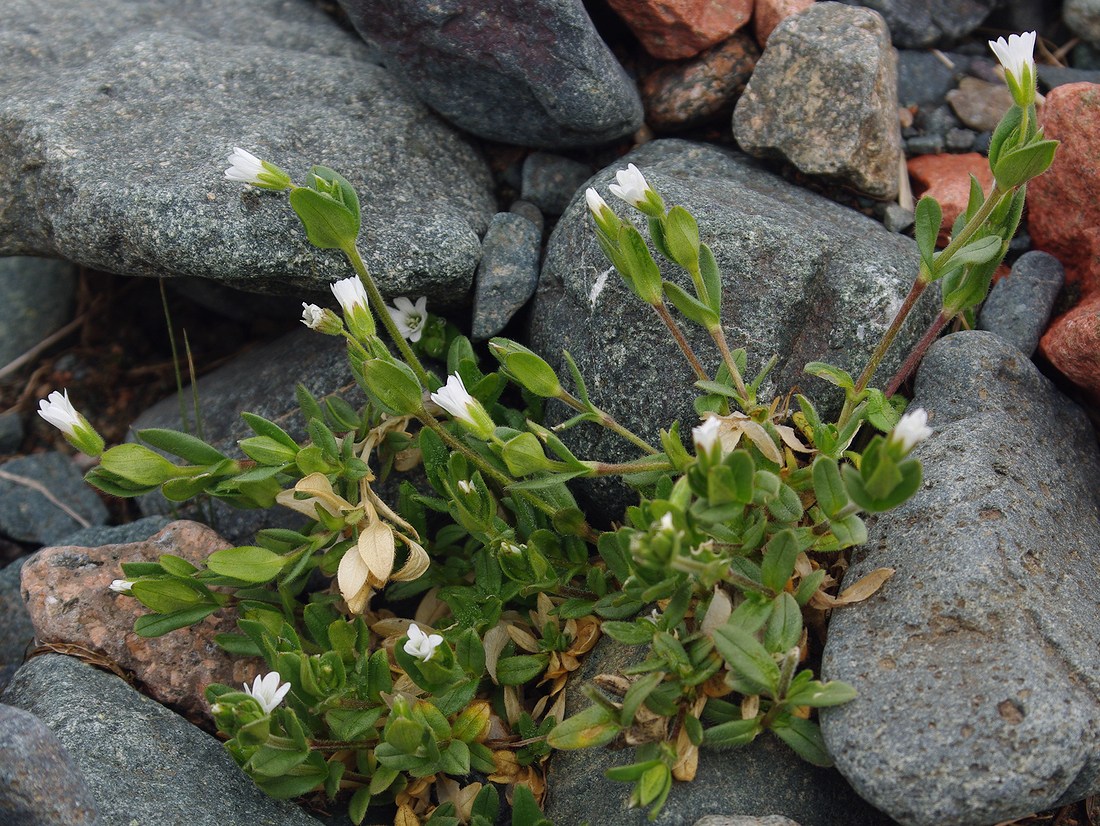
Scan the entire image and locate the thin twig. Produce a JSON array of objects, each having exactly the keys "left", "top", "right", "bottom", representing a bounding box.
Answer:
[{"left": 0, "top": 468, "right": 93, "bottom": 527}]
